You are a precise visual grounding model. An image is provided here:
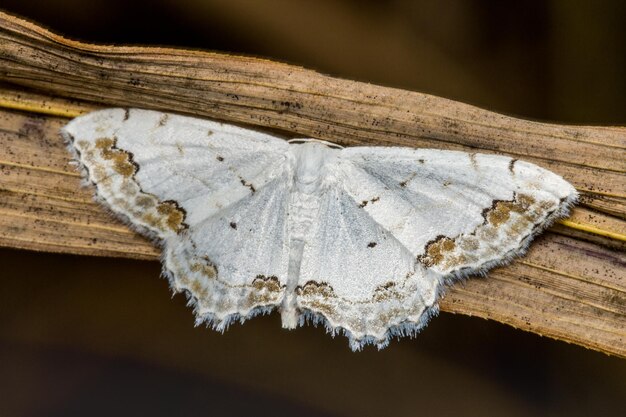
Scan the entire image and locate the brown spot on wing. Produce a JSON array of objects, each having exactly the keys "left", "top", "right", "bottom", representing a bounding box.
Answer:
[
  {"left": 190, "top": 256, "right": 217, "bottom": 279},
  {"left": 296, "top": 281, "right": 336, "bottom": 298},
  {"left": 418, "top": 235, "right": 456, "bottom": 267},
  {"left": 135, "top": 195, "right": 156, "bottom": 208},
  {"left": 142, "top": 213, "right": 160, "bottom": 228},
  {"left": 372, "top": 282, "right": 402, "bottom": 302},
  {"left": 190, "top": 280, "right": 208, "bottom": 299},
  {"left": 156, "top": 200, "right": 189, "bottom": 232},
  {"left": 296, "top": 281, "right": 338, "bottom": 319},
  {"left": 482, "top": 193, "right": 535, "bottom": 227},
  {"left": 253, "top": 275, "right": 282, "bottom": 292},
  {"left": 95, "top": 137, "right": 138, "bottom": 177},
  {"left": 247, "top": 275, "right": 284, "bottom": 305},
  {"left": 158, "top": 114, "right": 169, "bottom": 126},
  {"left": 399, "top": 172, "right": 417, "bottom": 188},
  {"left": 469, "top": 153, "right": 478, "bottom": 169},
  {"left": 240, "top": 178, "right": 256, "bottom": 193},
  {"left": 359, "top": 196, "right": 381, "bottom": 208},
  {"left": 459, "top": 237, "right": 480, "bottom": 251},
  {"left": 84, "top": 136, "right": 195, "bottom": 235}
]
